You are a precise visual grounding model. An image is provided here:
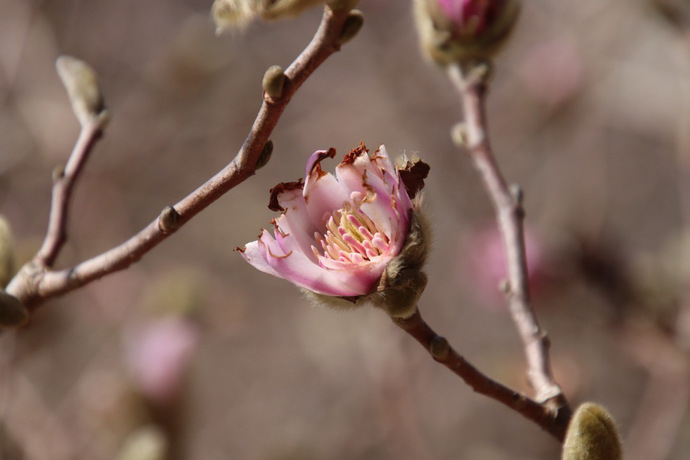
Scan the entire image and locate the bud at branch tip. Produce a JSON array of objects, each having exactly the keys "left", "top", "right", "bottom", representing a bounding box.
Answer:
[{"left": 56, "top": 55, "right": 107, "bottom": 127}]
